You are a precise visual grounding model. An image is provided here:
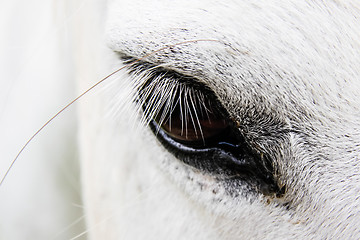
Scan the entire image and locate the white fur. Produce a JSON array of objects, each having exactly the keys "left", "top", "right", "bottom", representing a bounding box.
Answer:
[
  {"left": 2, "top": 0, "right": 360, "bottom": 239},
  {"left": 71, "top": 0, "right": 360, "bottom": 239},
  {"left": 75, "top": 0, "right": 360, "bottom": 239}
]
